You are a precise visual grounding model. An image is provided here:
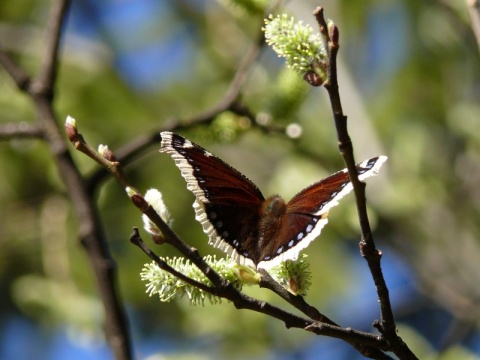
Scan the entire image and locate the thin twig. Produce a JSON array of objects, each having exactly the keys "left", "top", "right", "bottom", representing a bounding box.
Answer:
[
  {"left": 0, "top": 123, "right": 43, "bottom": 140},
  {"left": 31, "top": 0, "right": 71, "bottom": 97},
  {"left": 130, "top": 228, "right": 215, "bottom": 293},
  {"left": 131, "top": 191, "right": 230, "bottom": 287},
  {"left": 0, "top": 49, "right": 31, "bottom": 90},
  {"left": 65, "top": 120, "right": 134, "bottom": 191},
  {"left": 258, "top": 270, "right": 394, "bottom": 358},
  {"left": 258, "top": 269, "right": 333, "bottom": 323},
  {"left": 313, "top": 7, "right": 417, "bottom": 360}
]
